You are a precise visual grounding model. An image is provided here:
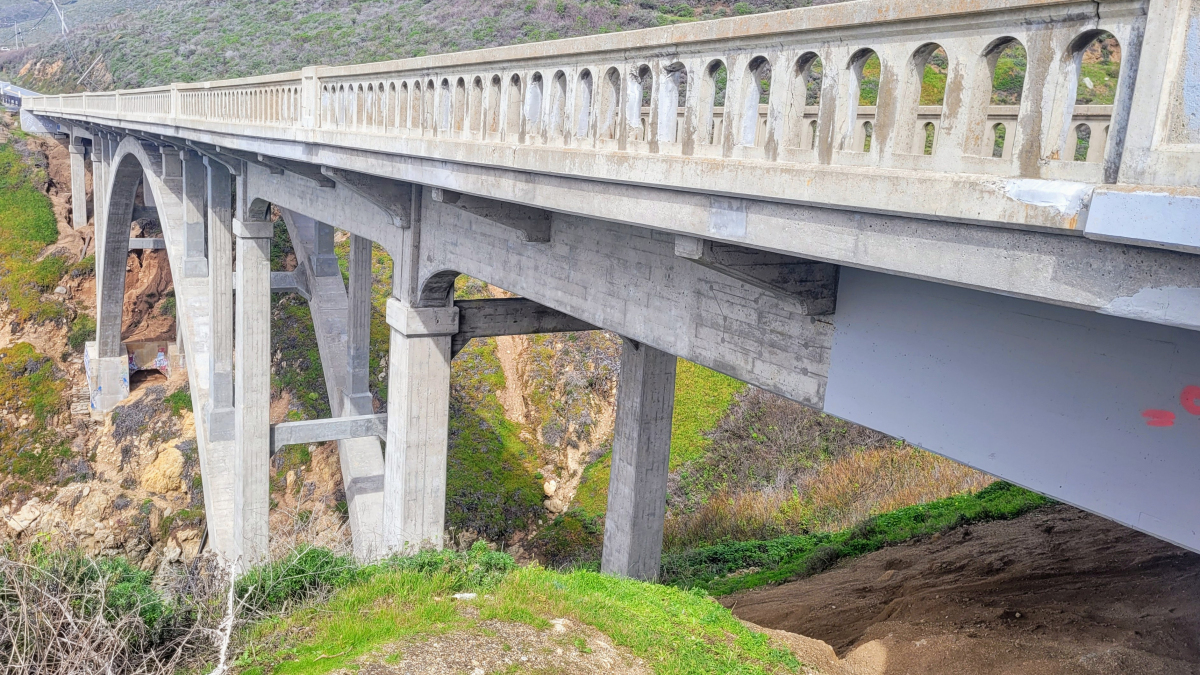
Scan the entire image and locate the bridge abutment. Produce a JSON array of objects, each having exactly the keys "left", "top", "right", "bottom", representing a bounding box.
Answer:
[{"left": 601, "top": 338, "right": 678, "bottom": 581}]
